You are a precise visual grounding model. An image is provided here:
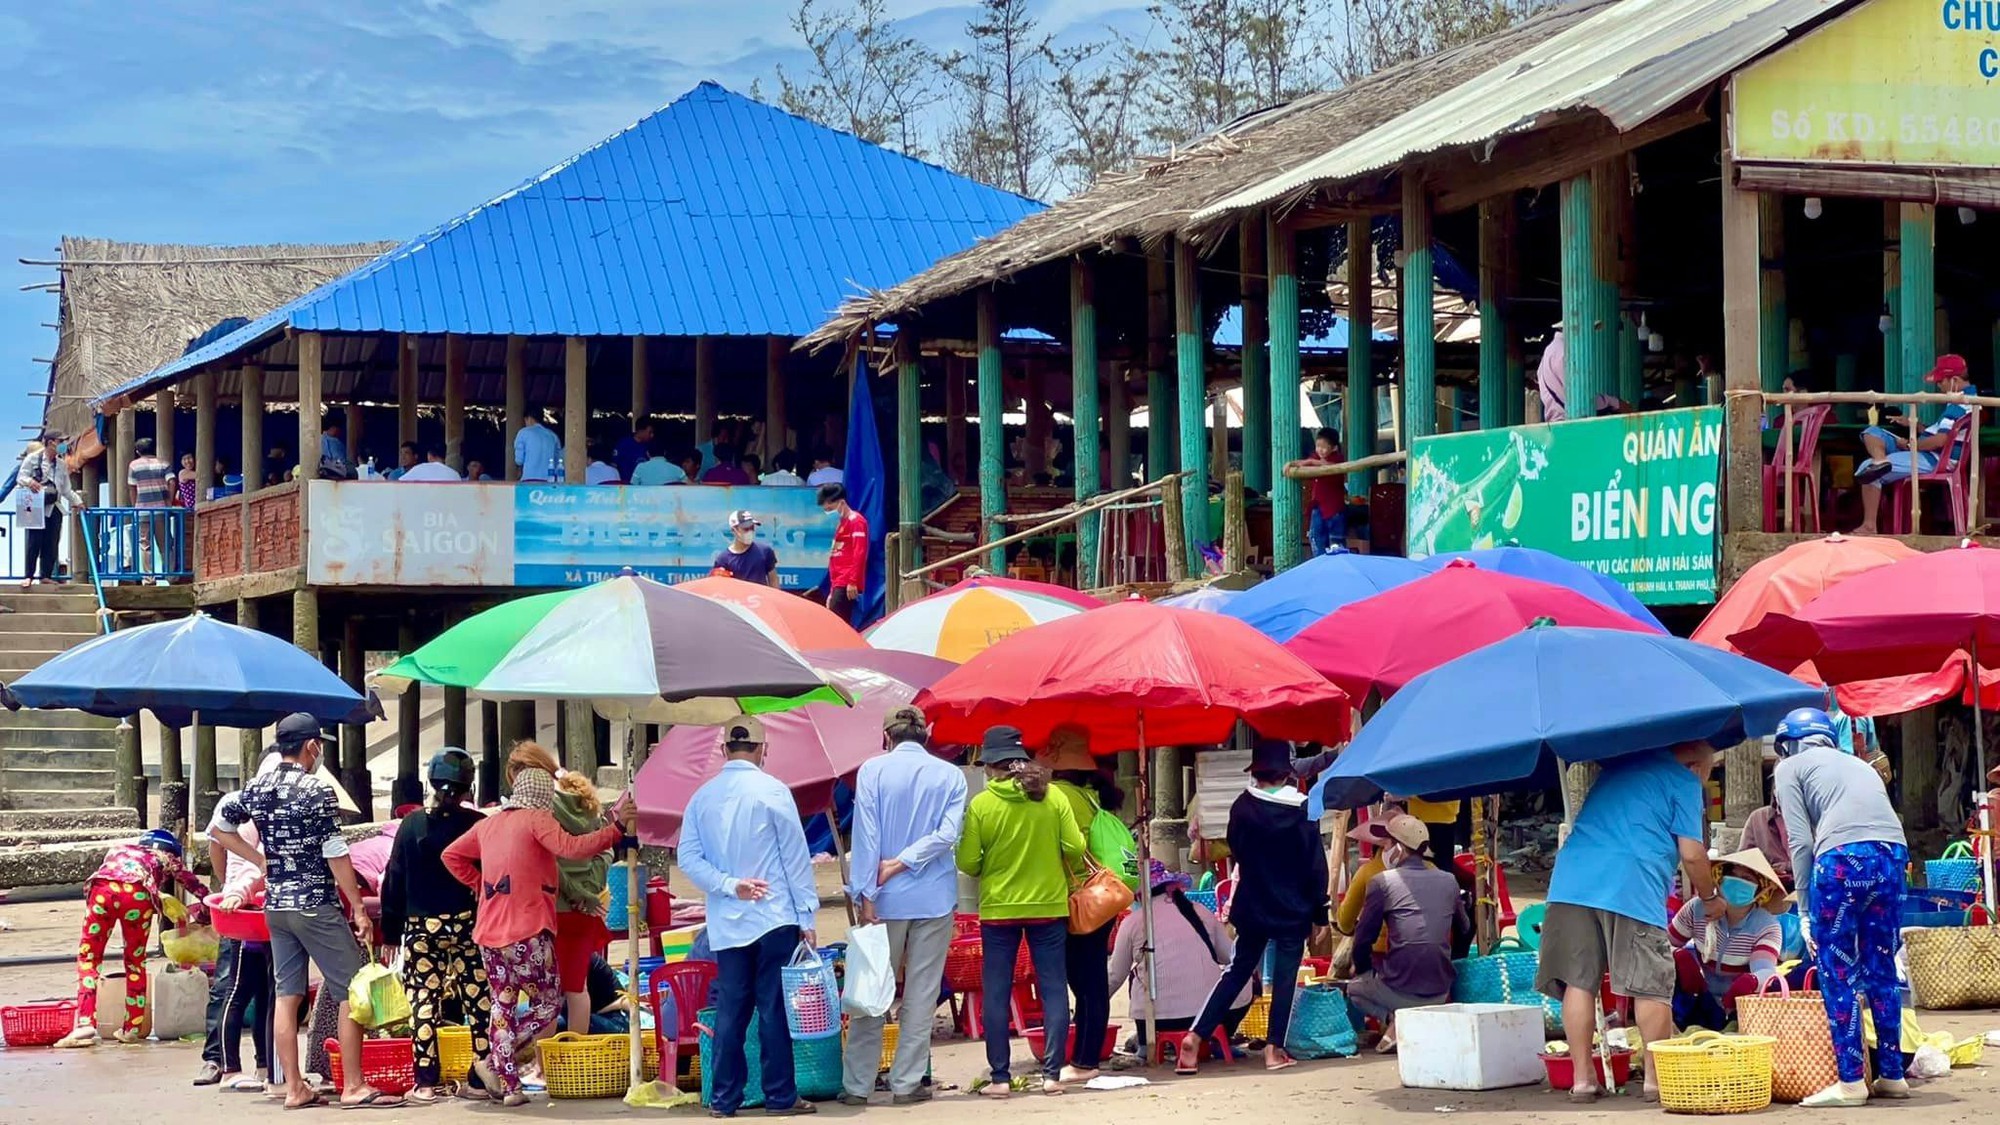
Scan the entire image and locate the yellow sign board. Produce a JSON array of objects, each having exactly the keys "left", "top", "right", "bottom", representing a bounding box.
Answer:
[{"left": 1733, "top": 0, "right": 2000, "bottom": 167}]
